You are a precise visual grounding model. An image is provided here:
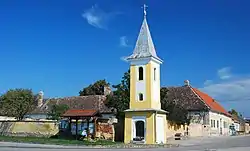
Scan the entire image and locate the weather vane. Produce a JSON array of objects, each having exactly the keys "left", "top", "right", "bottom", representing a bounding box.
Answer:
[{"left": 142, "top": 4, "right": 148, "bottom": 18}]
